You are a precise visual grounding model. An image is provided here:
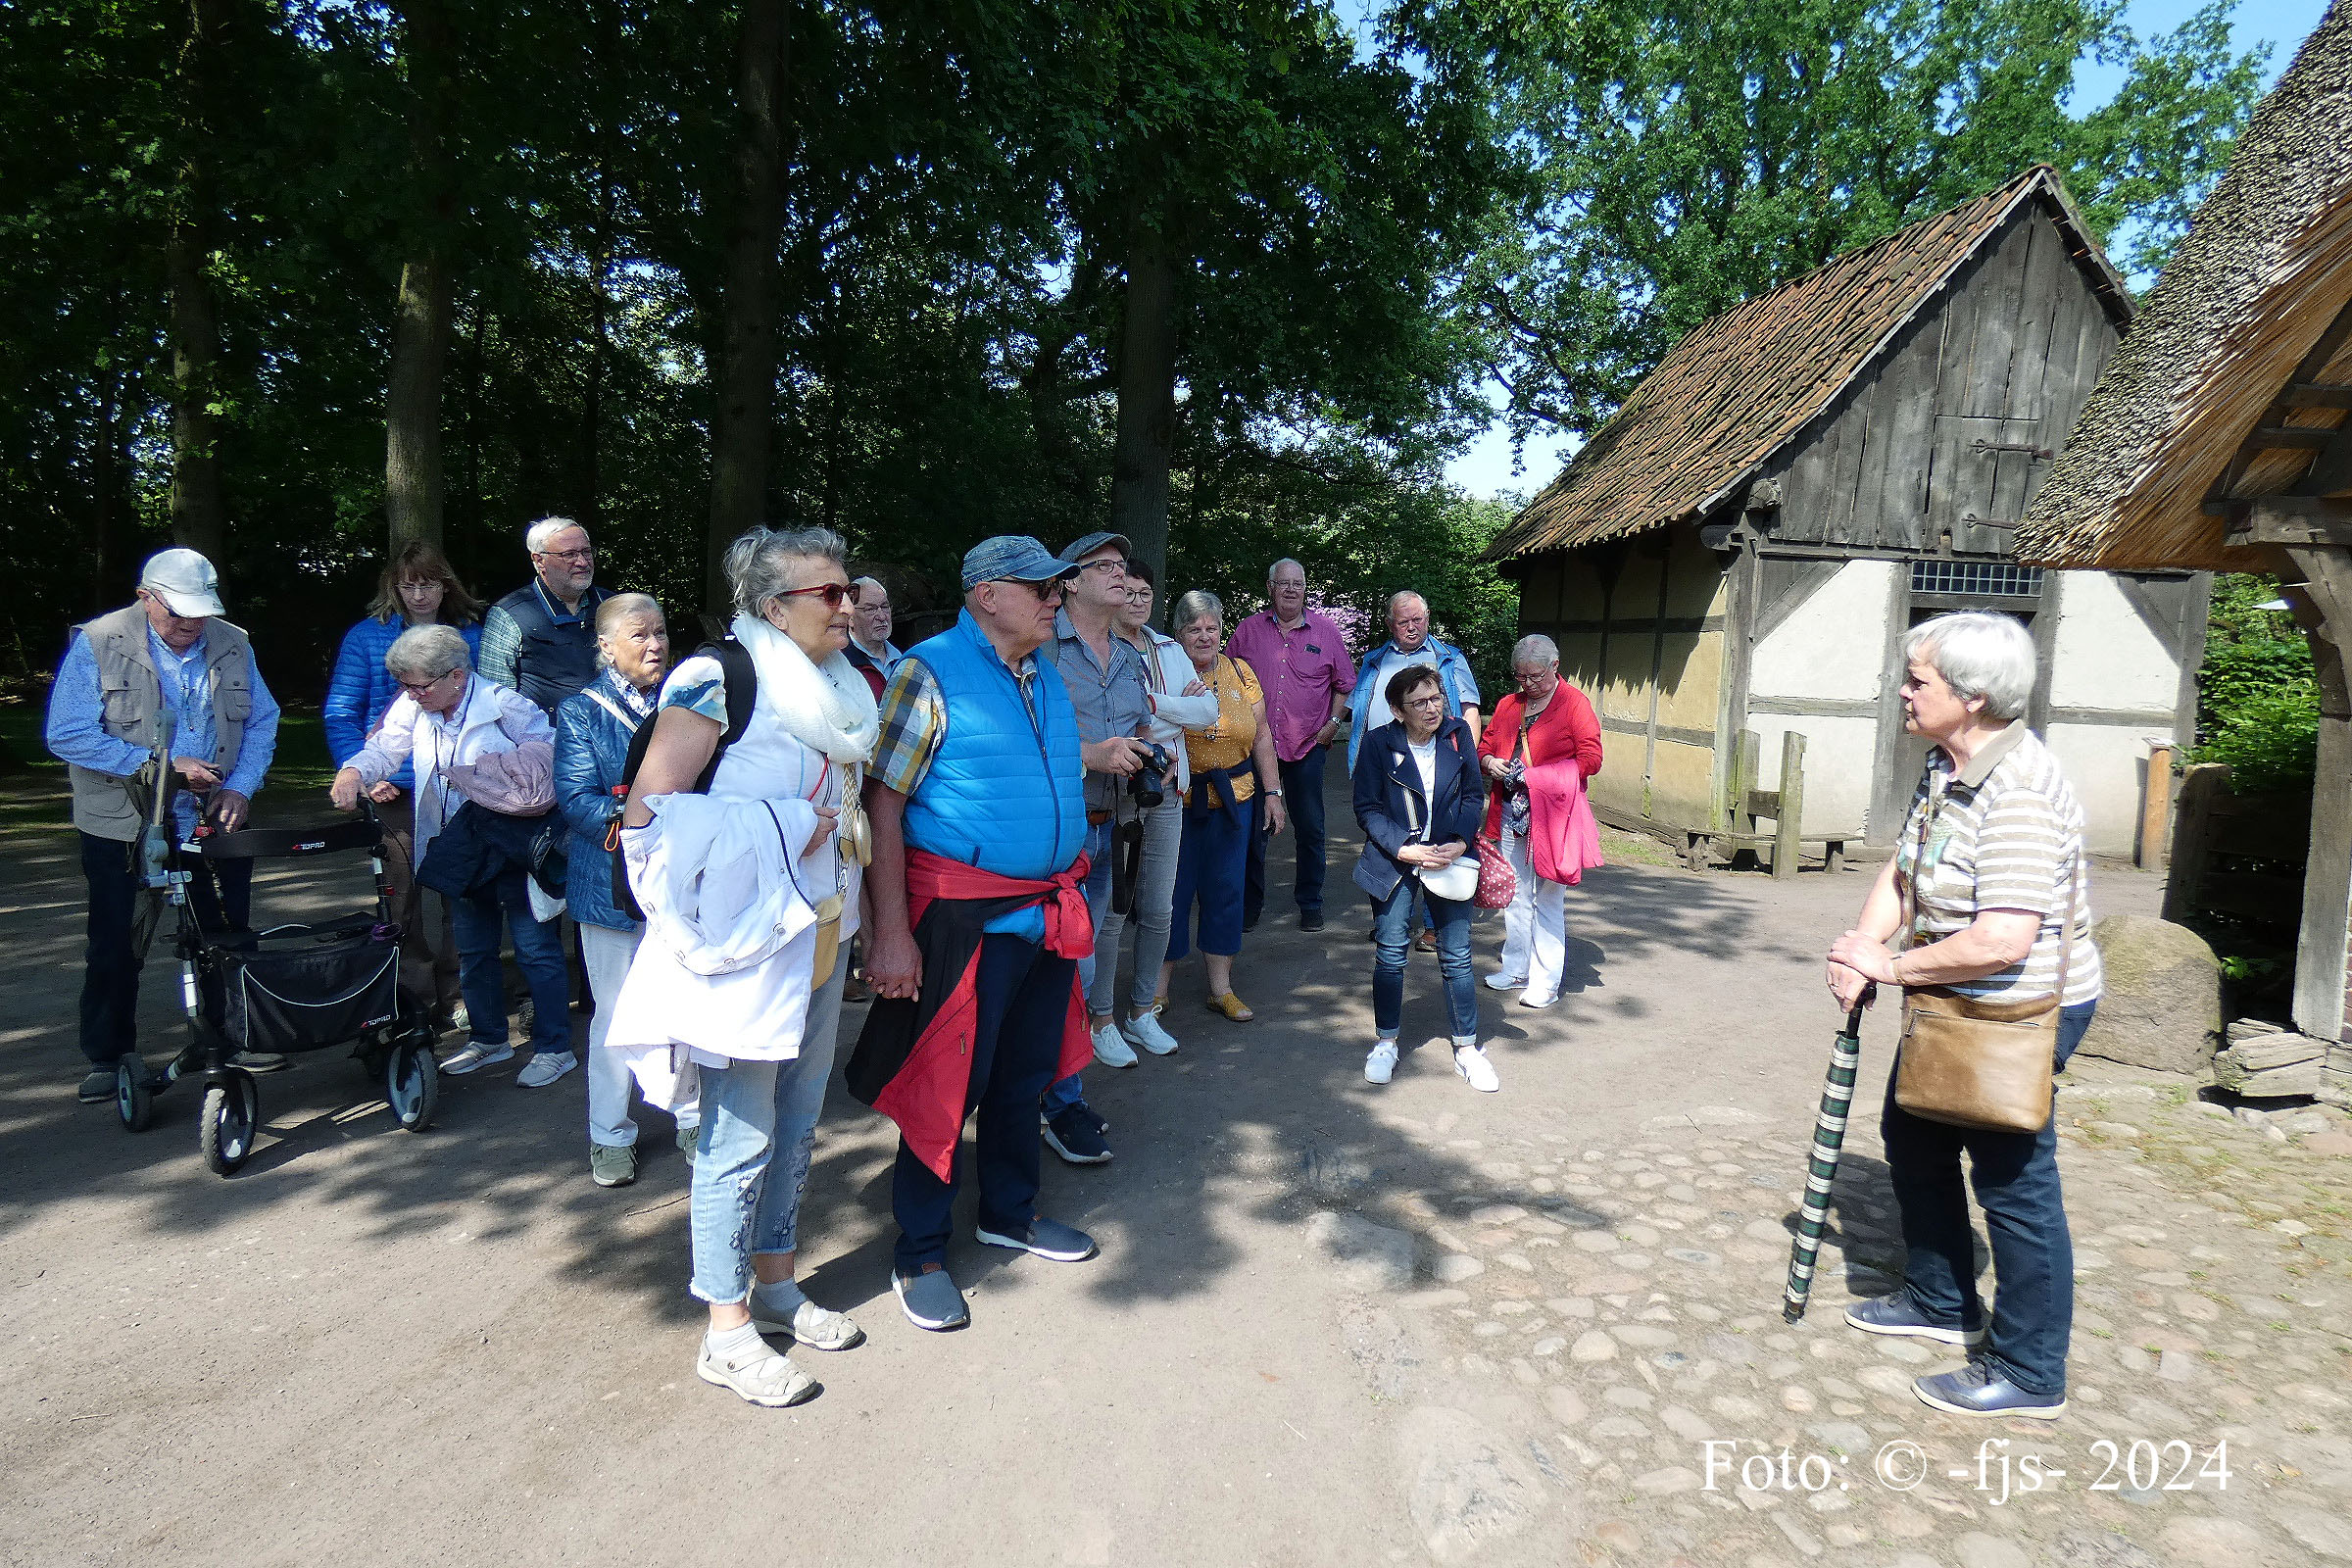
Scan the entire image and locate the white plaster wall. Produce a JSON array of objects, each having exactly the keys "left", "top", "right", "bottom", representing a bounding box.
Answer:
[
  {"left": 2042, "top": 723, "right": 2174, "bottom": 858},
  {"left": 1753, "top": 717, "right": 1878, "bottom": 838},
  {"left": 1750, "top": 560, "right": 1898, "bottom": 702},
  {"left": 2046, "top": 571, "right": 2181, "bottom": 713}
]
